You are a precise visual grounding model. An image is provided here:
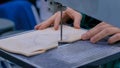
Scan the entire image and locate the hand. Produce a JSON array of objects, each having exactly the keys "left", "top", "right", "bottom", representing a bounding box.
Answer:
[
  {"left": 81, "top": 22, "right": 120, "bottom": 44},
  {"left": 35, "top": 7, "right": 82, "bottom": 30}
]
